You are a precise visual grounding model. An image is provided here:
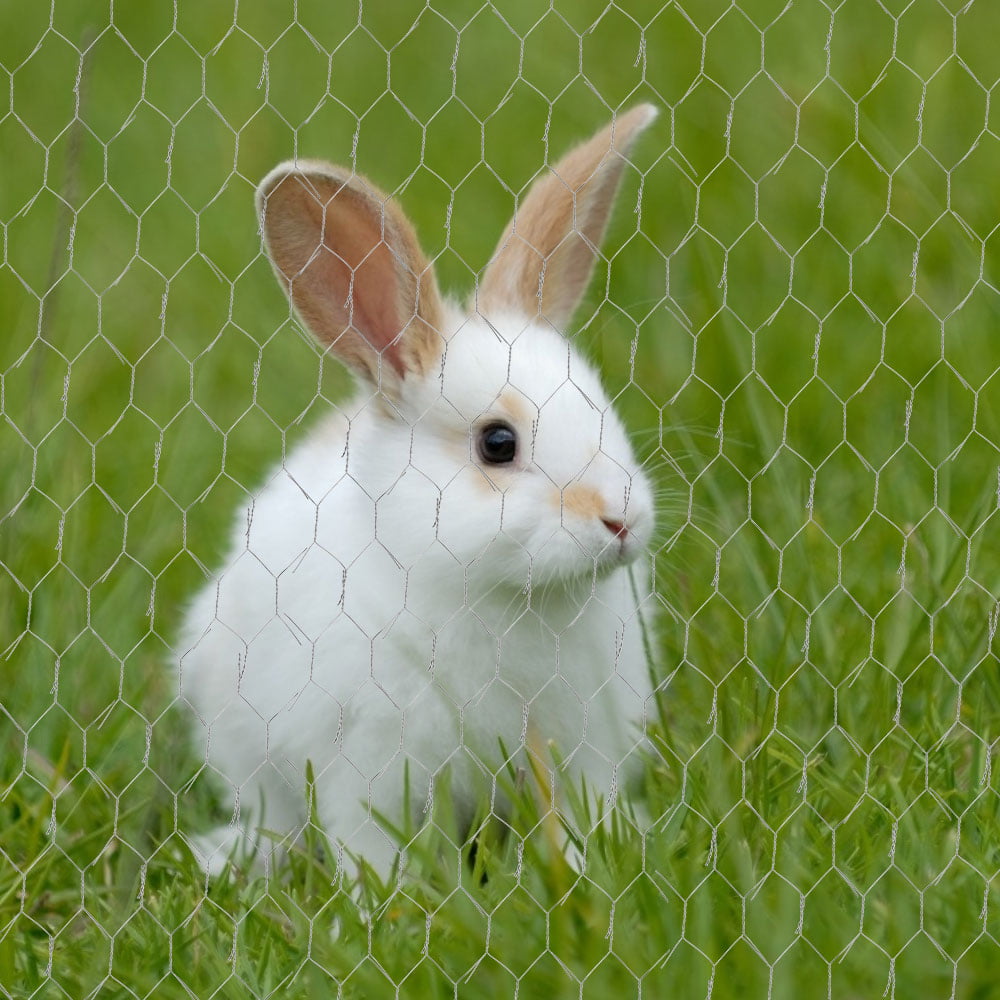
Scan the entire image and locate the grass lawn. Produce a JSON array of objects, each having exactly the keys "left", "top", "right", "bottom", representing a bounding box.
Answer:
[{"left": 3, "top": 0, "right": 1000, "bottom": 996}]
